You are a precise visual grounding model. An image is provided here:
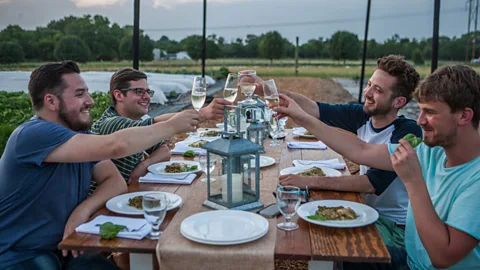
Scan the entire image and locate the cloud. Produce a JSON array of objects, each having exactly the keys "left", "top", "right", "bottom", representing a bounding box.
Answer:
[
  {"left": 152, "top": 0, "right": 247, "bottom": 9},
  {"left": 0, "top": 0, "right": 12, "bottom": 4},
  {"left": 70, "top": 0, "right": 126, "bottom": 8}
]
